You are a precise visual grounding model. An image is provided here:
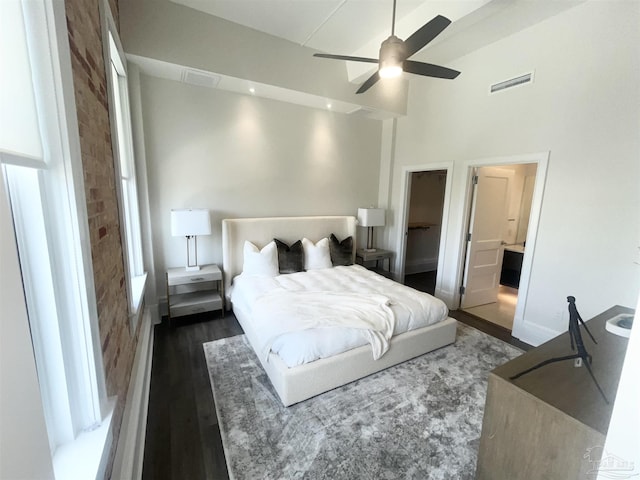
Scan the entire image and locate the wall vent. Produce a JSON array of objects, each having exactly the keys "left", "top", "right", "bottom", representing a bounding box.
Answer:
[
  {"left": 181, "top": 69, "right": 221, "bottom": 89},
  {"left": 490, "top": 72, "right": 533, "bottom": 94}
]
